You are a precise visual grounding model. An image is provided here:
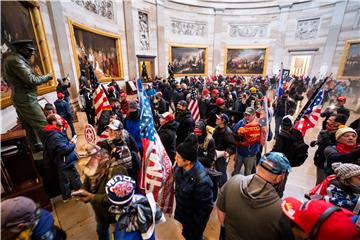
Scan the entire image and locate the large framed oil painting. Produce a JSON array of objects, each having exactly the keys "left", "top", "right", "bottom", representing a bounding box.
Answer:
[
  {"left": 224, "top": 46, "right": 269, "bottom": 76},
  {"left": 337, "top": 39, "right": 360, "bottom": 79},
  {"left": 1, "top": 1, "right": 55, "bottom": 109},
  {"left": 169, "top": 44, "right": 208, "bottom": 76},
  {"left": 68, "top": 20, "right": 124, "bottom": 82}
]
